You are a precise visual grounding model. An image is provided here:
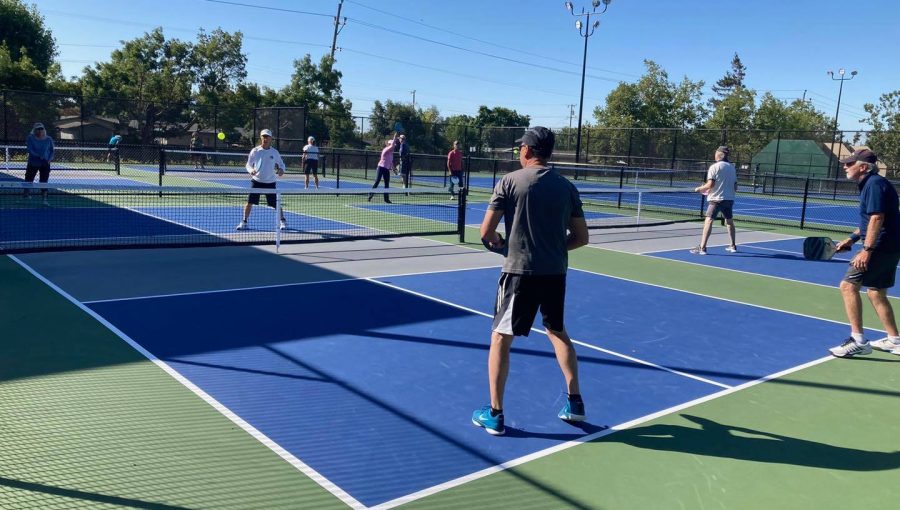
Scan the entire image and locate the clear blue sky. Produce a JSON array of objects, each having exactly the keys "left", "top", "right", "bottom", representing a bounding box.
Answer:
[{"left": 41, "top": 0, "right": 900, "bottom": 131}]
